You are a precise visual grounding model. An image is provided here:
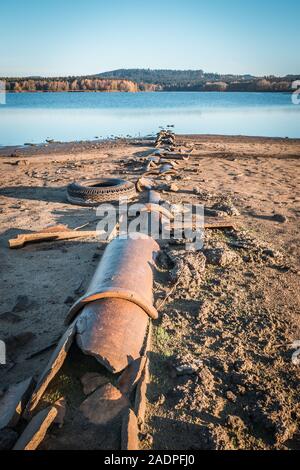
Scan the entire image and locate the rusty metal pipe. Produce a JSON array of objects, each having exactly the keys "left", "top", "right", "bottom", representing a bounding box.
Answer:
[
  {"left": 67, "top": 235, "right": 159, "bottom": 373},
  {"left": 66, "top": 235, "right": 159, "bottom": 324},
  {"left": 76, "top": 298, "right": 149, "bottom": 373}
]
